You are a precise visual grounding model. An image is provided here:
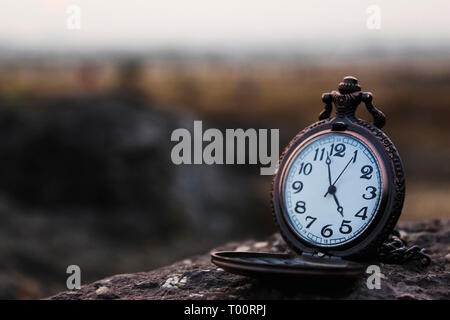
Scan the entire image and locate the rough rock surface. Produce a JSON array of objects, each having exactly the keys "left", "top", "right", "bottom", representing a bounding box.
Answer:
[{"left": 50, "top": 219, "right": 449, "bottom": 300}]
